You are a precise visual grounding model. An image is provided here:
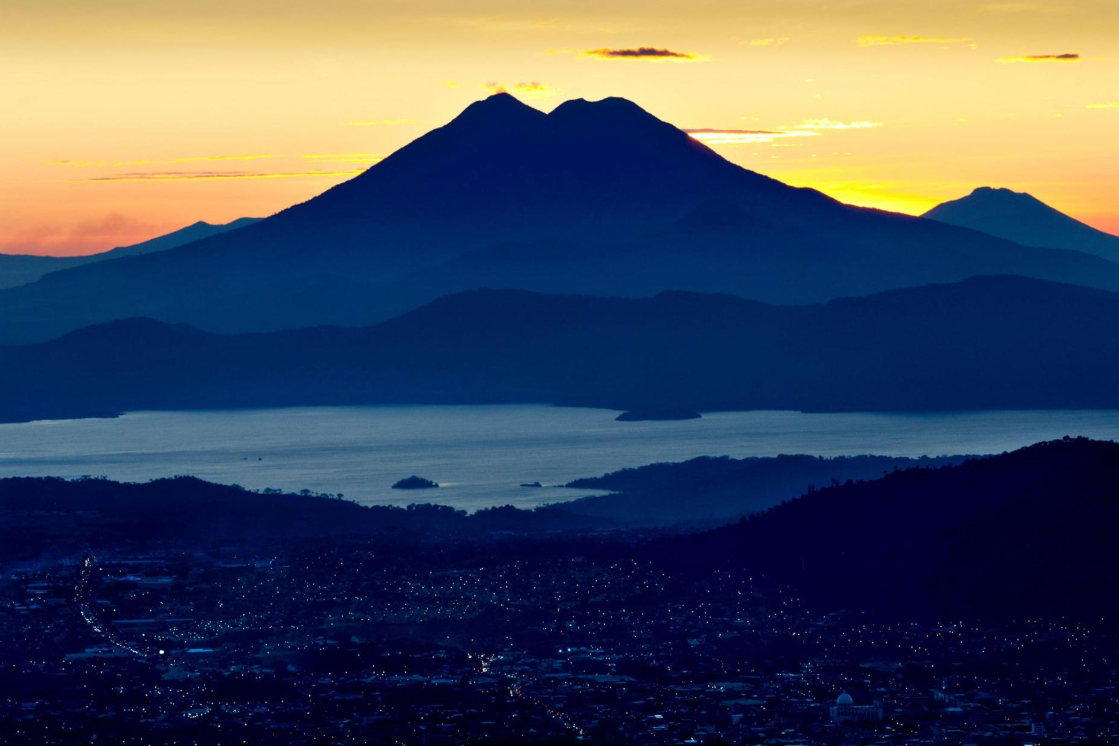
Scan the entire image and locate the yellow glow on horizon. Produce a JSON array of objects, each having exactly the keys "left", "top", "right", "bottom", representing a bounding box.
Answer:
[{"left": 797, "top": 183, "right": 944, "bottom": 216}]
